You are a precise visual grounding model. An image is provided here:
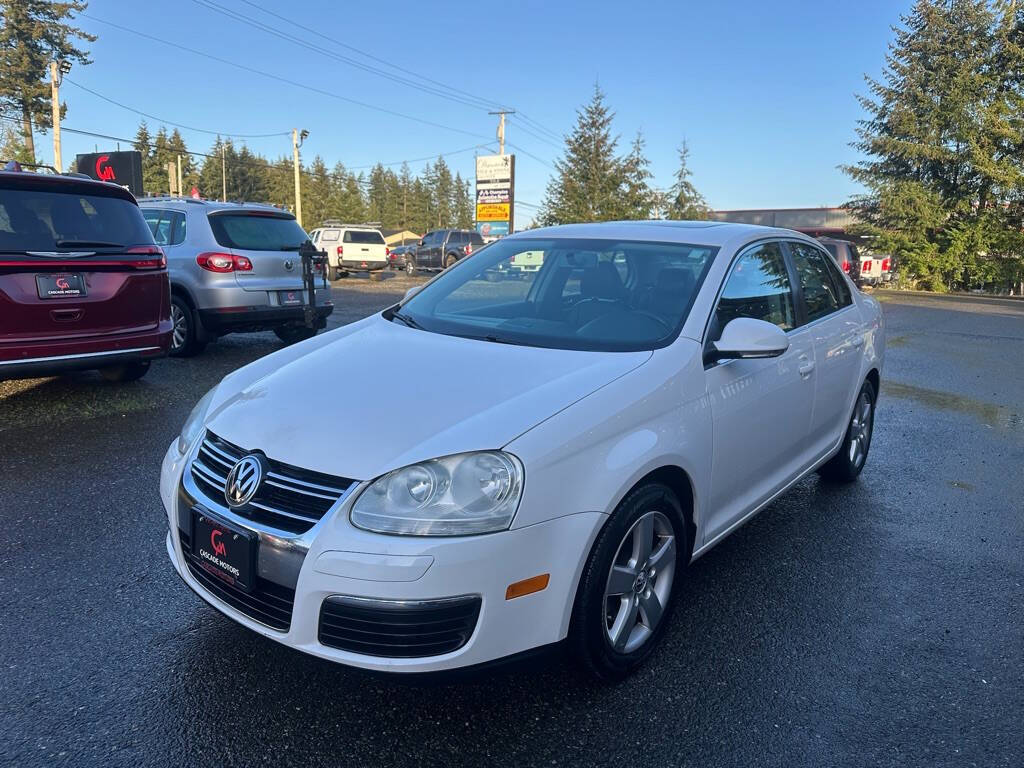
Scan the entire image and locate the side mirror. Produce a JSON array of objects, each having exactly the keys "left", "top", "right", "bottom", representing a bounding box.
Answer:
[
  {"left": 403, "top": 285, "right": 423, "bottom": 302},
  {"left": 711, "top": 318, "right": 789, "bottom": 361},
  {"left": 418, "top": 239, "right": 425, "bottom": 247}
]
